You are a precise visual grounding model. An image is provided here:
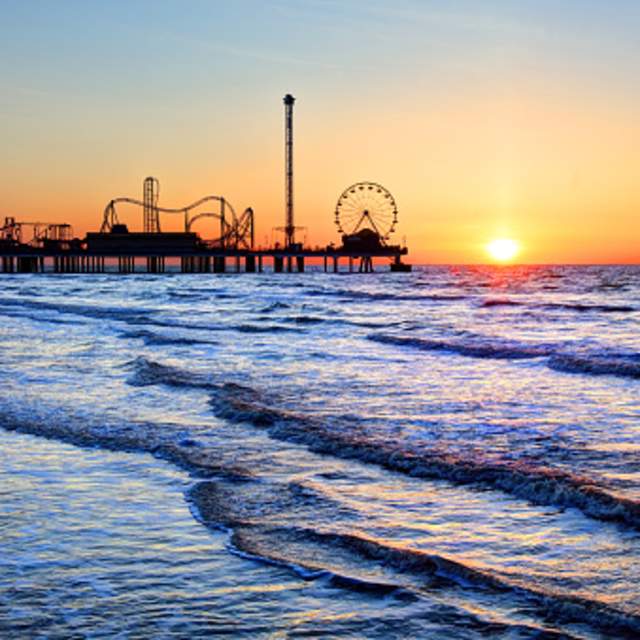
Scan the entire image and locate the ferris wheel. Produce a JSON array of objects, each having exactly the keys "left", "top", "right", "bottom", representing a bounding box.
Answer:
[{"left": 334, "top": 182, "right": 398, "bottom": 240}]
